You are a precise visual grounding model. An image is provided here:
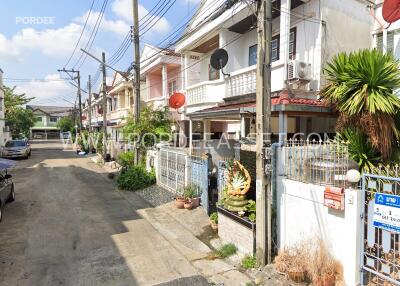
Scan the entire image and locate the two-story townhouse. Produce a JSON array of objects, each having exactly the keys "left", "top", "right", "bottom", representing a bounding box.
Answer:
[
  {"left": 0, "top": 69, "right": 9, "bottom": 145},
  {"left": 140, "top": 44, "right": 188, "bottom": 145},
  {"left": 372, "top": 1, "right": 400, "bottom": 58},
  {"left": 107, "top": 72, "right": 134, "bottom": 142},
  {"left": 176, "top": 0, "right": 372, "bottom": 147},
  {"left": 27, "top": 105, "right": 73, "bottom": 139}
]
